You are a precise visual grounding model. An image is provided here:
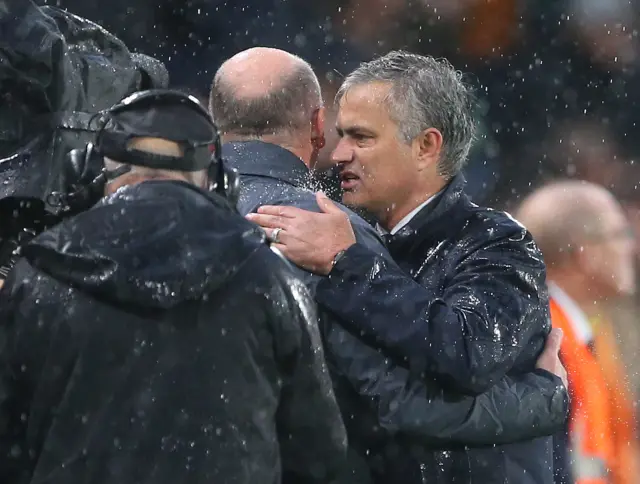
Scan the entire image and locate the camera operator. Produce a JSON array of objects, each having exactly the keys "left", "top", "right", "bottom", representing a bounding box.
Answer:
[{"left": 0, "top": 90, "right": 347, "bottom": 484}]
